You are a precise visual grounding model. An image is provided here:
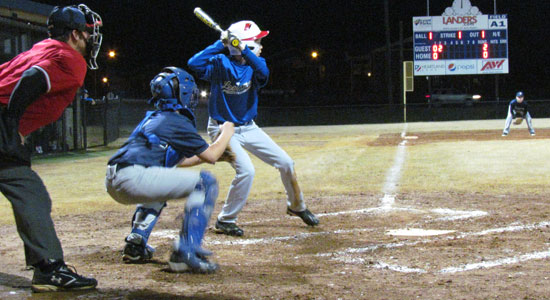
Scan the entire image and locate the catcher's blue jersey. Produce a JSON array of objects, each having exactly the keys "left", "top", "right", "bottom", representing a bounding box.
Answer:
[
  {"left": 108, "top": 110, "right": 208, "bottom": 168},
  {"left": 188, "top": 40, "right": 269, "bottom": 125}
]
